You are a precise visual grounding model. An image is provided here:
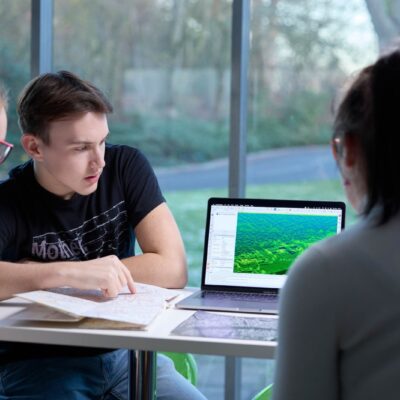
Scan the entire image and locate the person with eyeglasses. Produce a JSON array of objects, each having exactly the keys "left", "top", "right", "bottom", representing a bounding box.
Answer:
[
  {"left": 273, "top": 48, "right": 400, "bottom": 400},
  {"left": 0, "top": 84, "right": 13, "bottom": 165}
]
